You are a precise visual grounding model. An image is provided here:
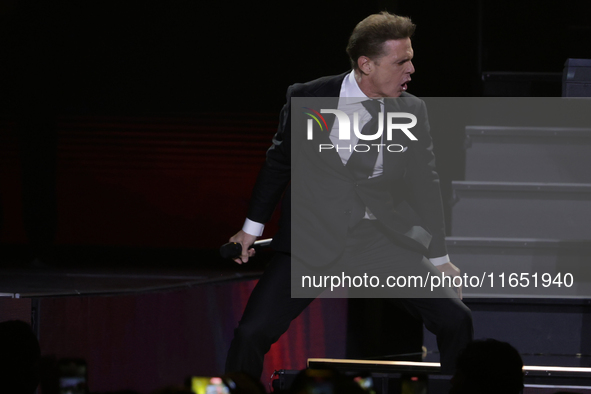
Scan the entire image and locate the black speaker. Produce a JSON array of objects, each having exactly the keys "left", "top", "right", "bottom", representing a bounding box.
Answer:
[{"left": 563, "top": 58, "right": 591, "bottom": 97}]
